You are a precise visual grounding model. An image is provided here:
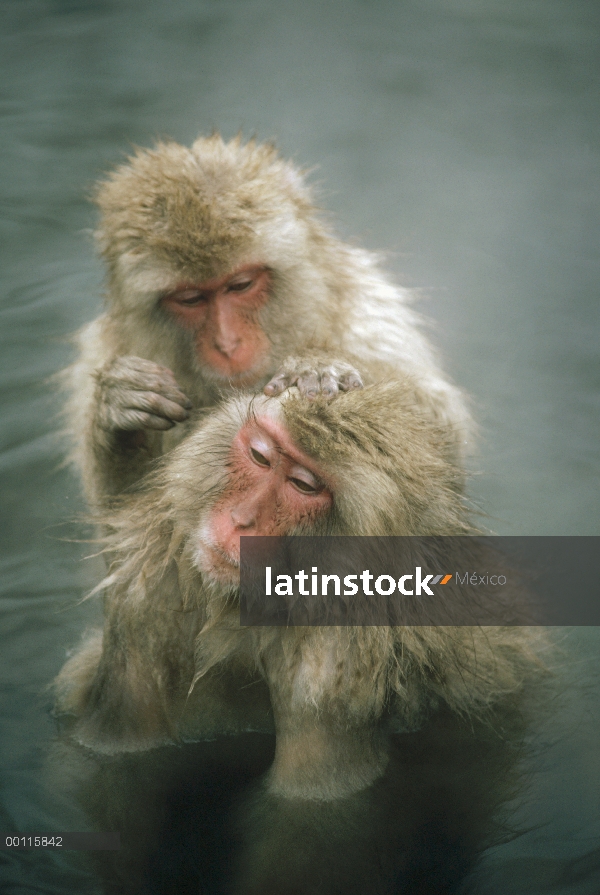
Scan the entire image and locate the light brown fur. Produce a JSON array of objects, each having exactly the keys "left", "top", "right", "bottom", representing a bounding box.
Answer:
[
  {"left": 53, "top": 382, "right": 546, "bottom": 894},
  {"left": 56, "top": 382, "right": 541, "bottom": 755},
  {"left": 61, "top": 133, "right": 472, "bottom": 506}
]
